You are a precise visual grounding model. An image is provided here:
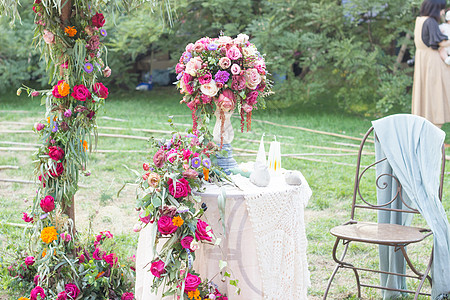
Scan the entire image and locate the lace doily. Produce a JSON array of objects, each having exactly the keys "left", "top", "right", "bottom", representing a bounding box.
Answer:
[{"left": 232, "top": 172, "right": 312, "bottom": 299}]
